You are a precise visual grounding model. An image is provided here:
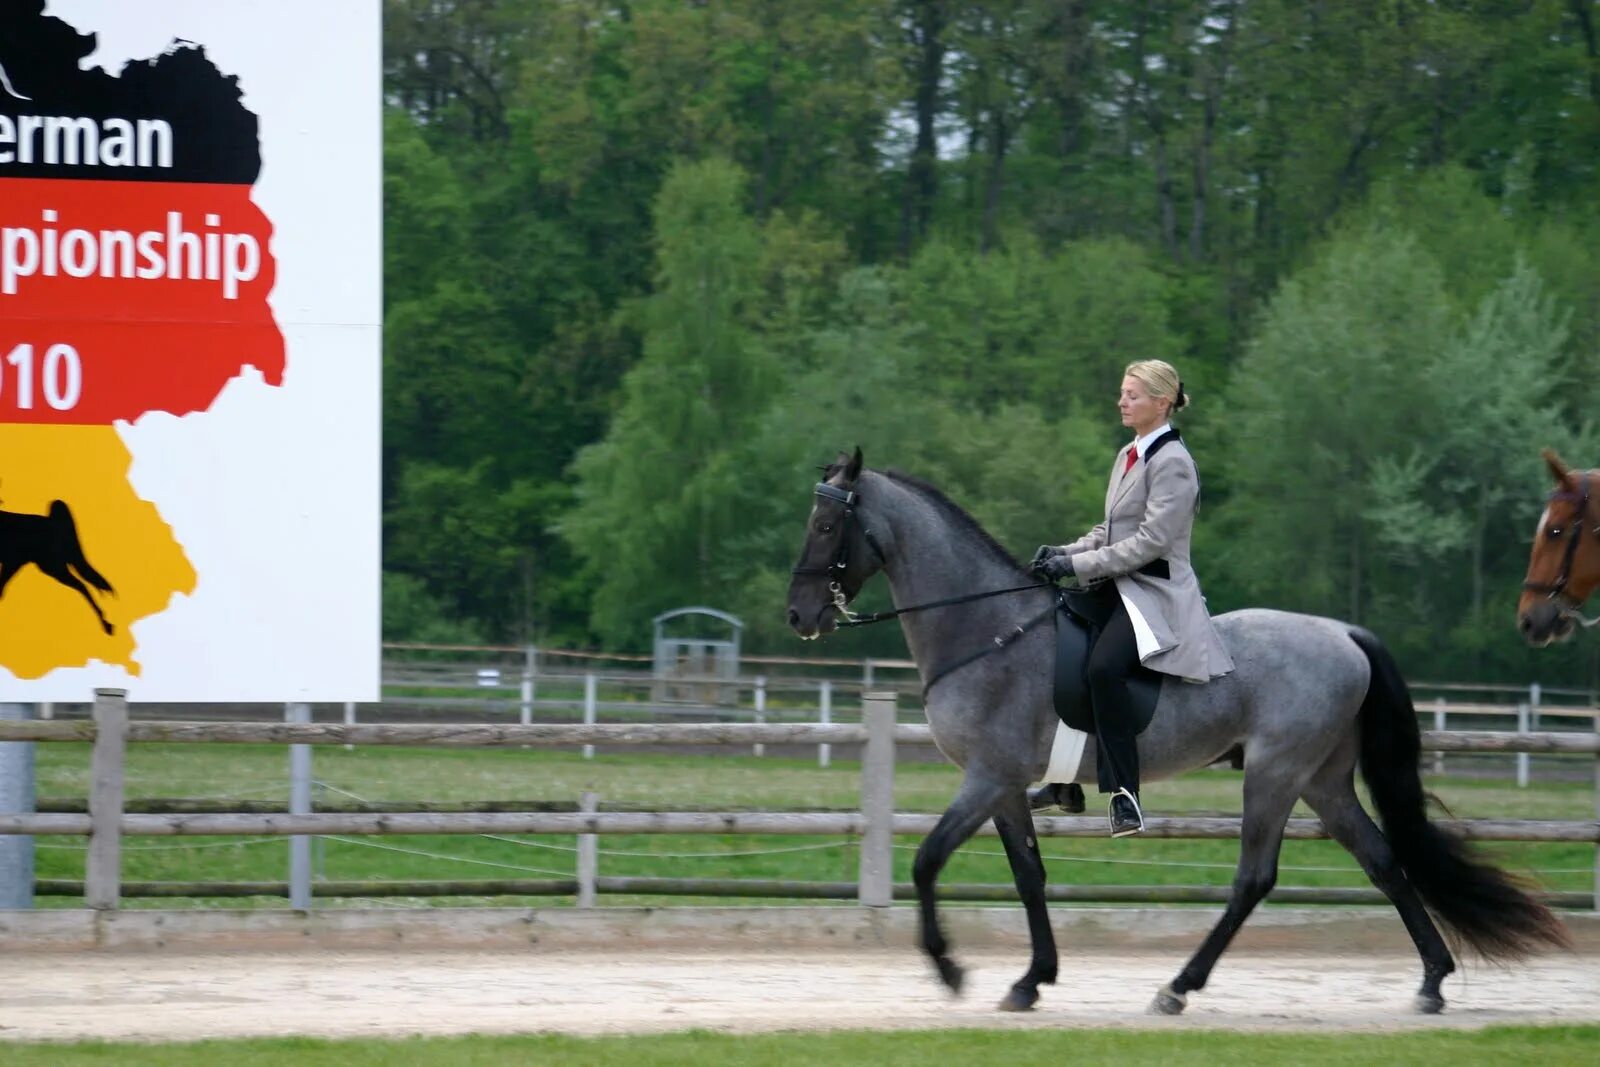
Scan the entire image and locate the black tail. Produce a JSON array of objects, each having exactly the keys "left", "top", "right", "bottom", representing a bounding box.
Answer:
[
  {"left": 1349, "top": 627, "right": 1570, "bottom": 960},
  {"left": 47, "top": 500, "right": 114, "bottom": 594}
]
